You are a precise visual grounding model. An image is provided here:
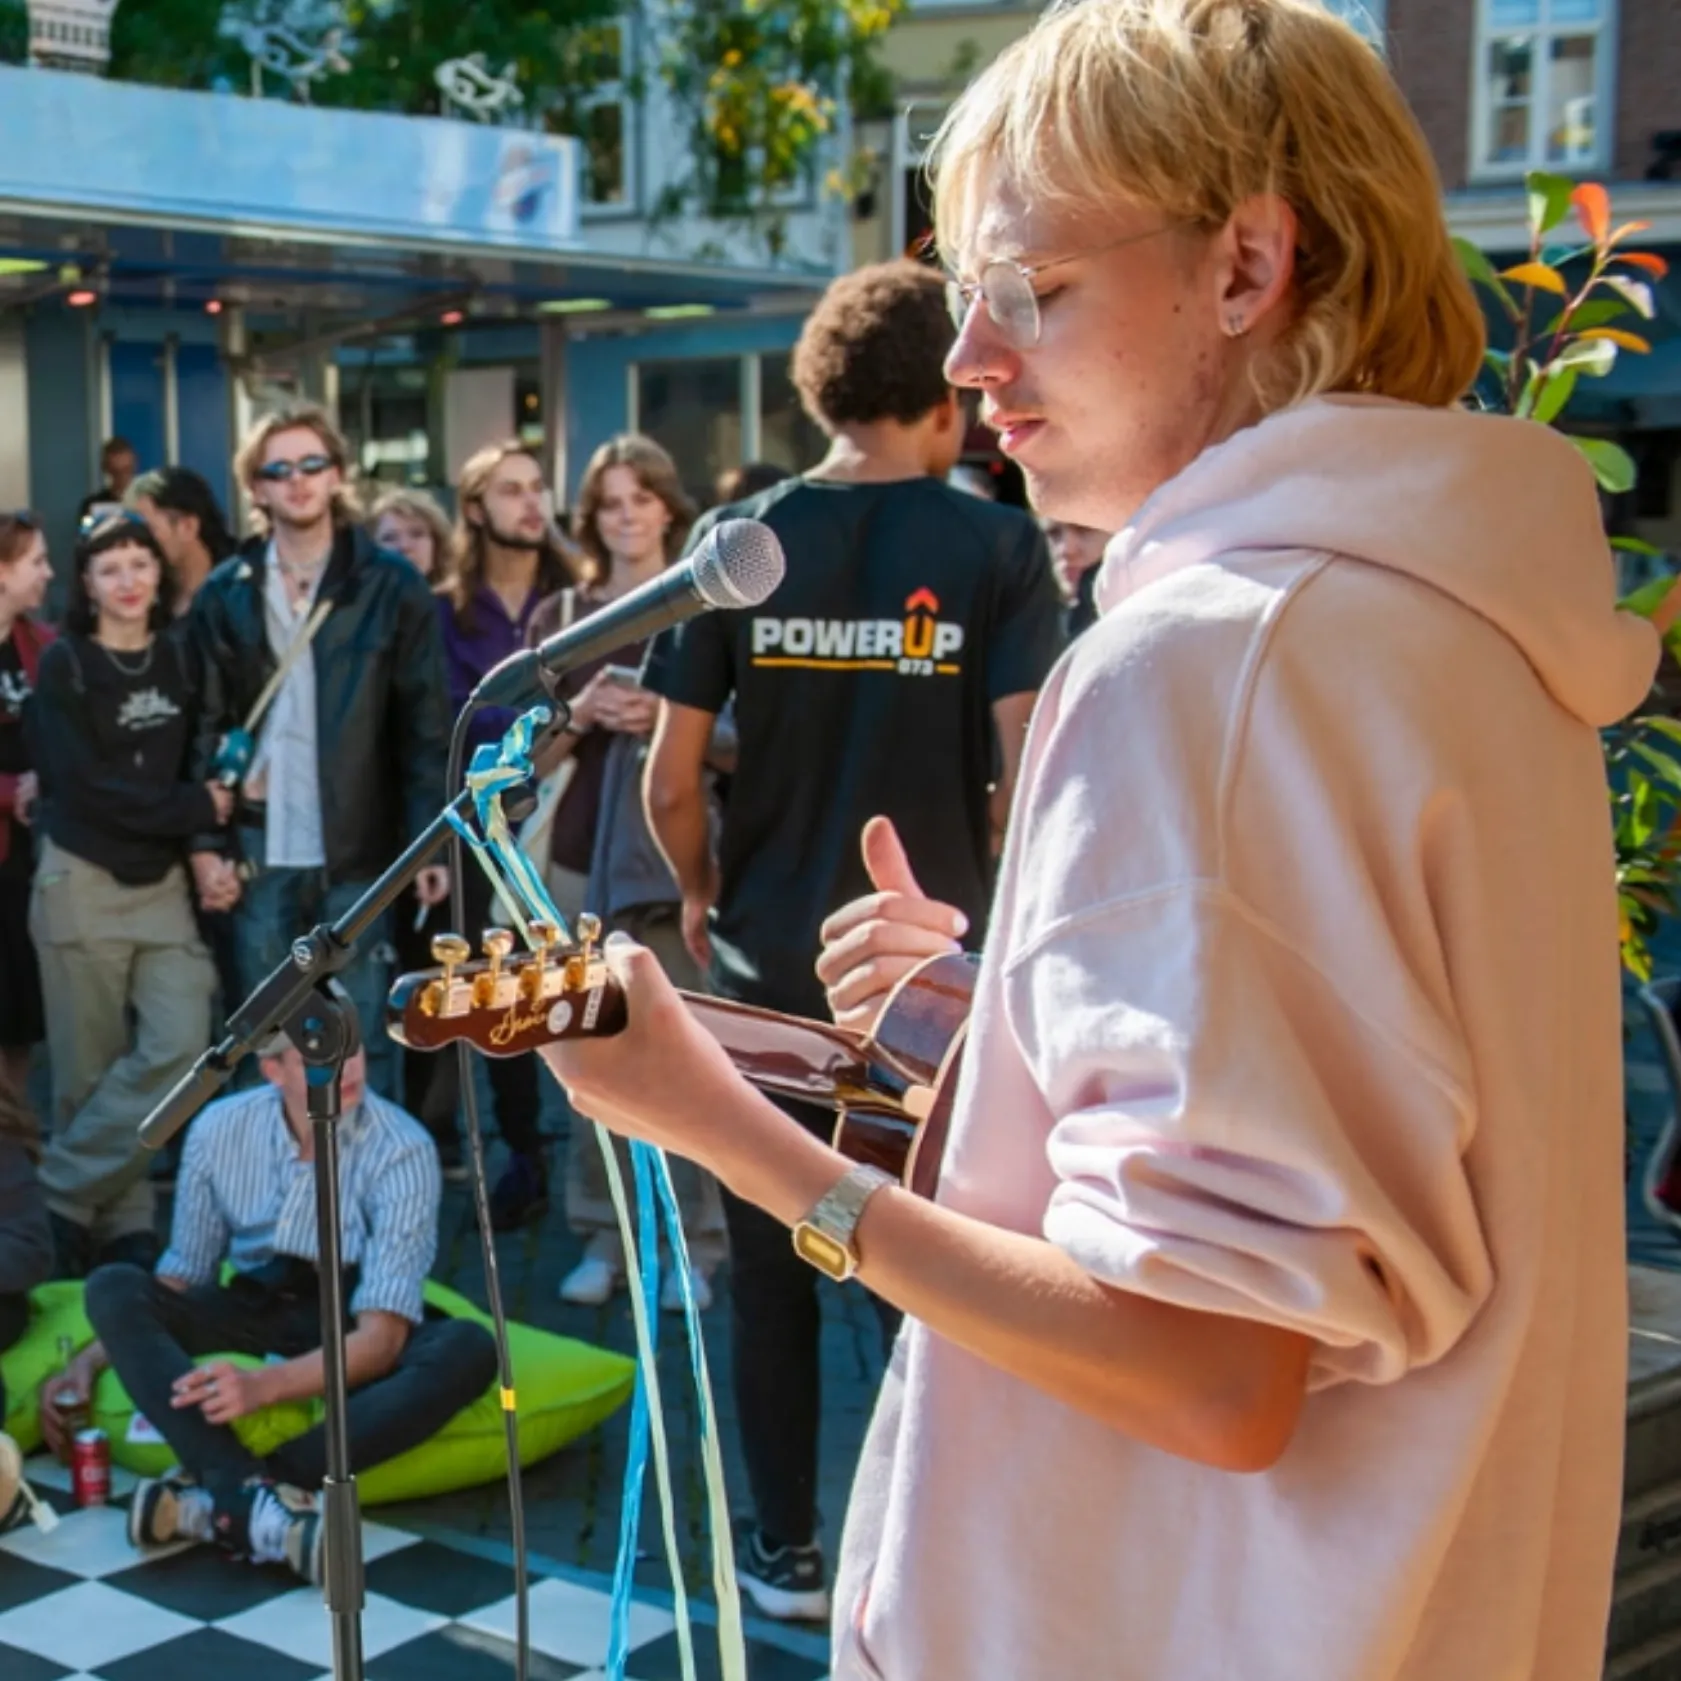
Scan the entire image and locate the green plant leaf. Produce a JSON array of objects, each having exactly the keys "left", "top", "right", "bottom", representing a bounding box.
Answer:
[
  {"left": 1526, "top": 170, "right": 1575, "bottom": 238},
  {"left": 1452, "top": 237, "right": 1518, "bottom": 317},
  {"left": 1639, "top": 715, "right": 1681, "bottom": 748},
  {"left": 1613, "top": 536, "right": 1665, "bottom": 557},
  {"left": 1633, "top": 740, "right": 1681, "bottom": 787},
  {"left": 1530, "top": 365, "right": 1578, "bottom": 425},
  {"left": 1571, "top": 435, "right": 1638, "bottom": 493},
  {"left": 1543, "top": 297, "right": 1632, "bottom": 334}
]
